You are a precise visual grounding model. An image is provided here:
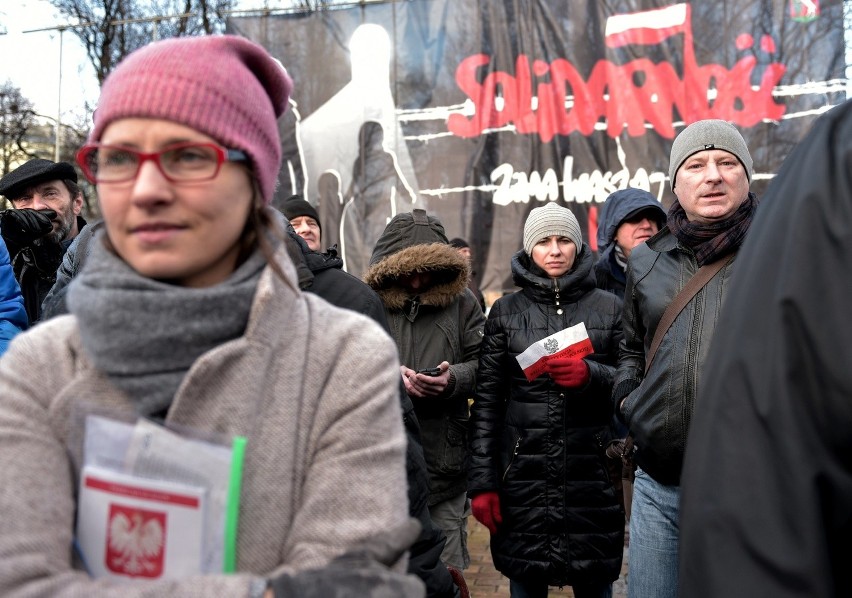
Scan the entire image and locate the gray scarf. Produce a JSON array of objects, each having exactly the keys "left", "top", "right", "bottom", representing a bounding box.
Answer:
[
  {"left": 614, "top": 244, "right": 628, "bottom": 272},
  {"left": 67, "top": 237, "right": 267, "bottom": 417}
]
